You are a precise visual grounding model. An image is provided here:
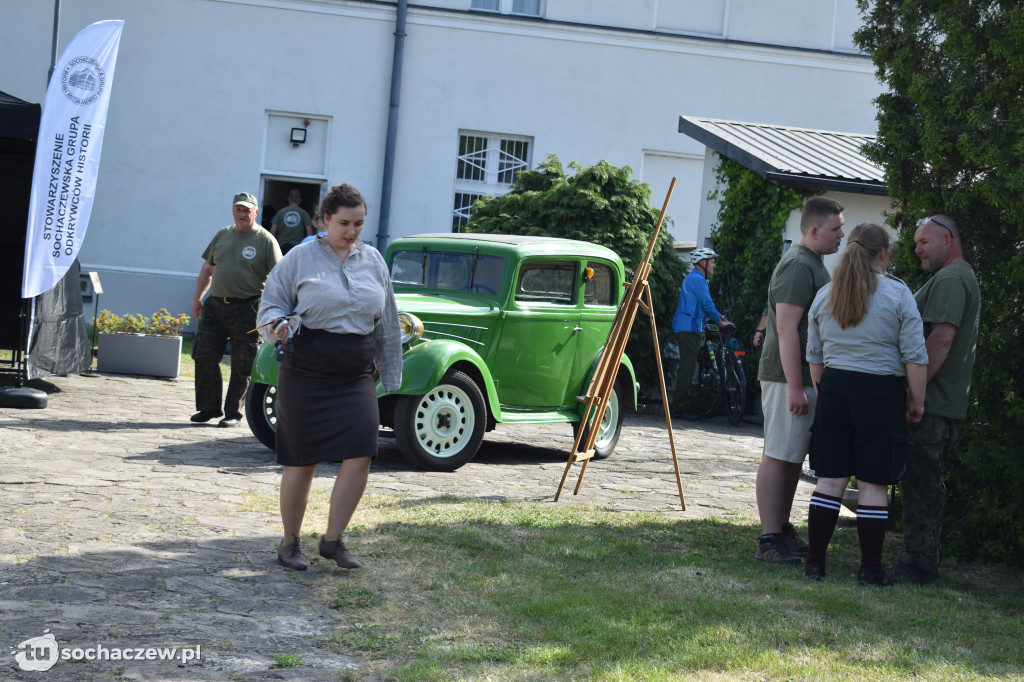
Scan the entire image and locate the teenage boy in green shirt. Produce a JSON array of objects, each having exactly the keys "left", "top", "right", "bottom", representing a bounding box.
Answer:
[{"left": 755, "top": 196, "right": 845, "bottom": 565}]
